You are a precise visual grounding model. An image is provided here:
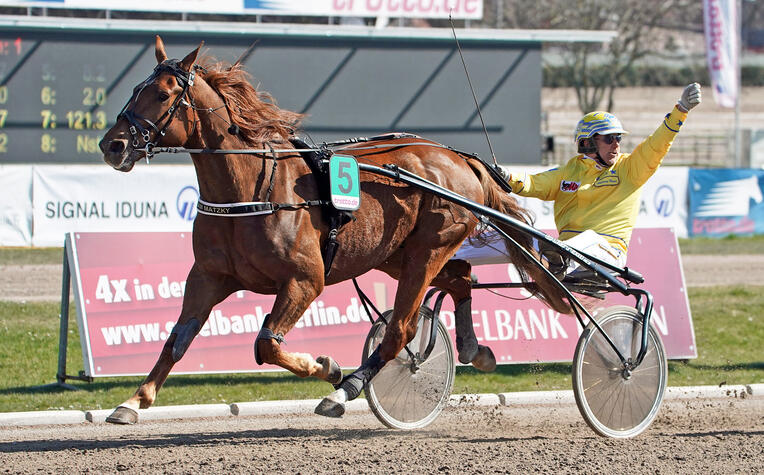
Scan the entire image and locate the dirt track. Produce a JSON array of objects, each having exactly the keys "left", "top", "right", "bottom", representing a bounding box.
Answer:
[{"left": 0, "top": 396, "right": 761, "bottom": 474}]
